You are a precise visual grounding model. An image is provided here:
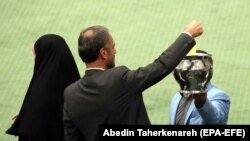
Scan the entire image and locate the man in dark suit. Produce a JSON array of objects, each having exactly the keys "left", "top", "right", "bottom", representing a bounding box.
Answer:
[{"left": 63, "top": 20, "right": 203, "bottom": 141}]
